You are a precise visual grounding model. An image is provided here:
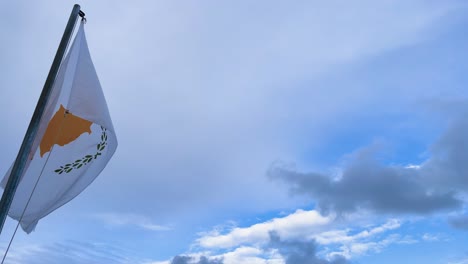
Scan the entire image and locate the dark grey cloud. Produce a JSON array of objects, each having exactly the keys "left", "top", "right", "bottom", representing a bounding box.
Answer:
[
  {"left": 171, "top": 255, "right": 223, "bottom": 264},
  {"left": 268, "top": 232, "right": 348, "bottom": 264},
  {"left": 270, "top": 115, "right": 468, "bottom": 215},
  {"left": 269, "top": 114, "right": 468, "bottom": 217},
  {"left": 270, "top": 151, "right": 461, "bottom": 215},
  {"left": 449, "top": 216, "right": 468, "bottom": 230},
  {"left": 422, "top": 114, "right": 468, "bottom": 190}
]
